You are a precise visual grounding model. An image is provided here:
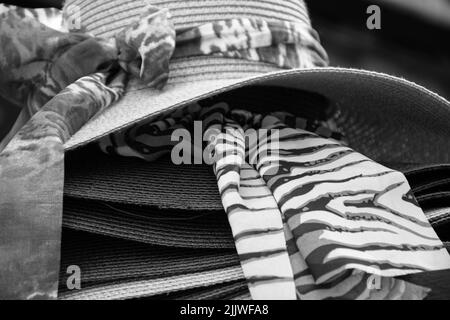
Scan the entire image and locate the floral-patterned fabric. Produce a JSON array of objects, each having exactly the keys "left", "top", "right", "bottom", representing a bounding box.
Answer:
[
  {"left": 0, "top": 4, "right": 174, "bottom": 299},
  {"left": 1, "top": 4, "right": 449, "bottom": 300}
]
